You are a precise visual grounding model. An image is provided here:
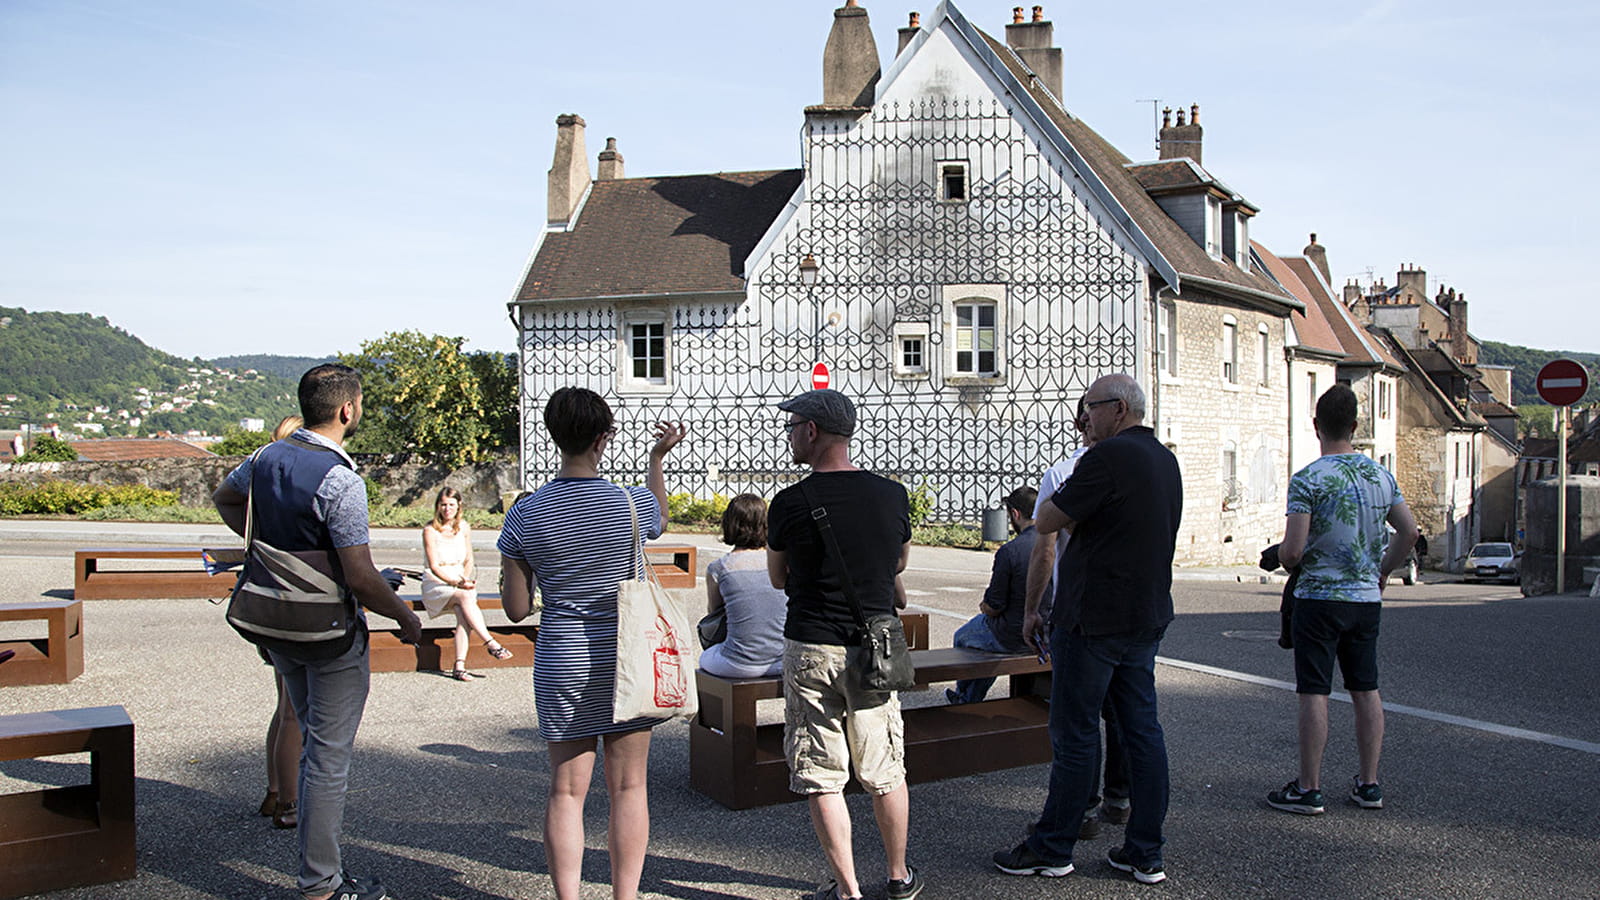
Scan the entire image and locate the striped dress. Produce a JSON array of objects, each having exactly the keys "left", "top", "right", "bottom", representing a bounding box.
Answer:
[{"left": 498, "top": 478, "right": 663, "bottom": 742}]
